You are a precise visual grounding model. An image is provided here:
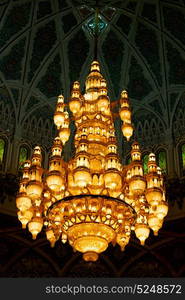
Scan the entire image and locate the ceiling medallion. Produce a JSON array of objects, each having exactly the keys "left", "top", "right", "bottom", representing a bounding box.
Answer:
[
  {"left": 83, "top": 14, "right": 107, "bottom": 36},
  {"left": 16, "top": 7, "right": 168, "bottom": 262}
]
